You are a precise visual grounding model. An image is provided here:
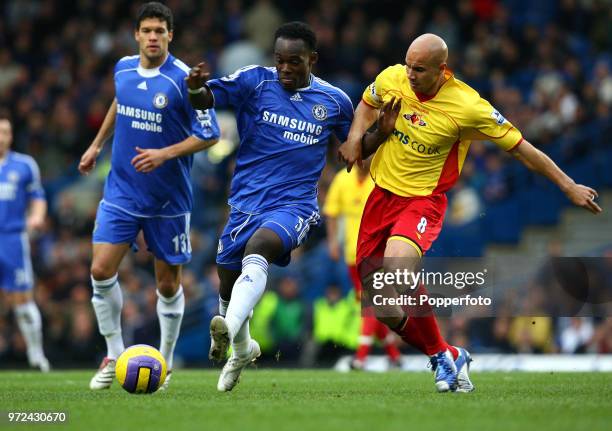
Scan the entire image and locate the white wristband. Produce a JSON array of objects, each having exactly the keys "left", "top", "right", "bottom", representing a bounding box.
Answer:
[{"left": 187, "top": 87, "right": 205, "bottom": 95}]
